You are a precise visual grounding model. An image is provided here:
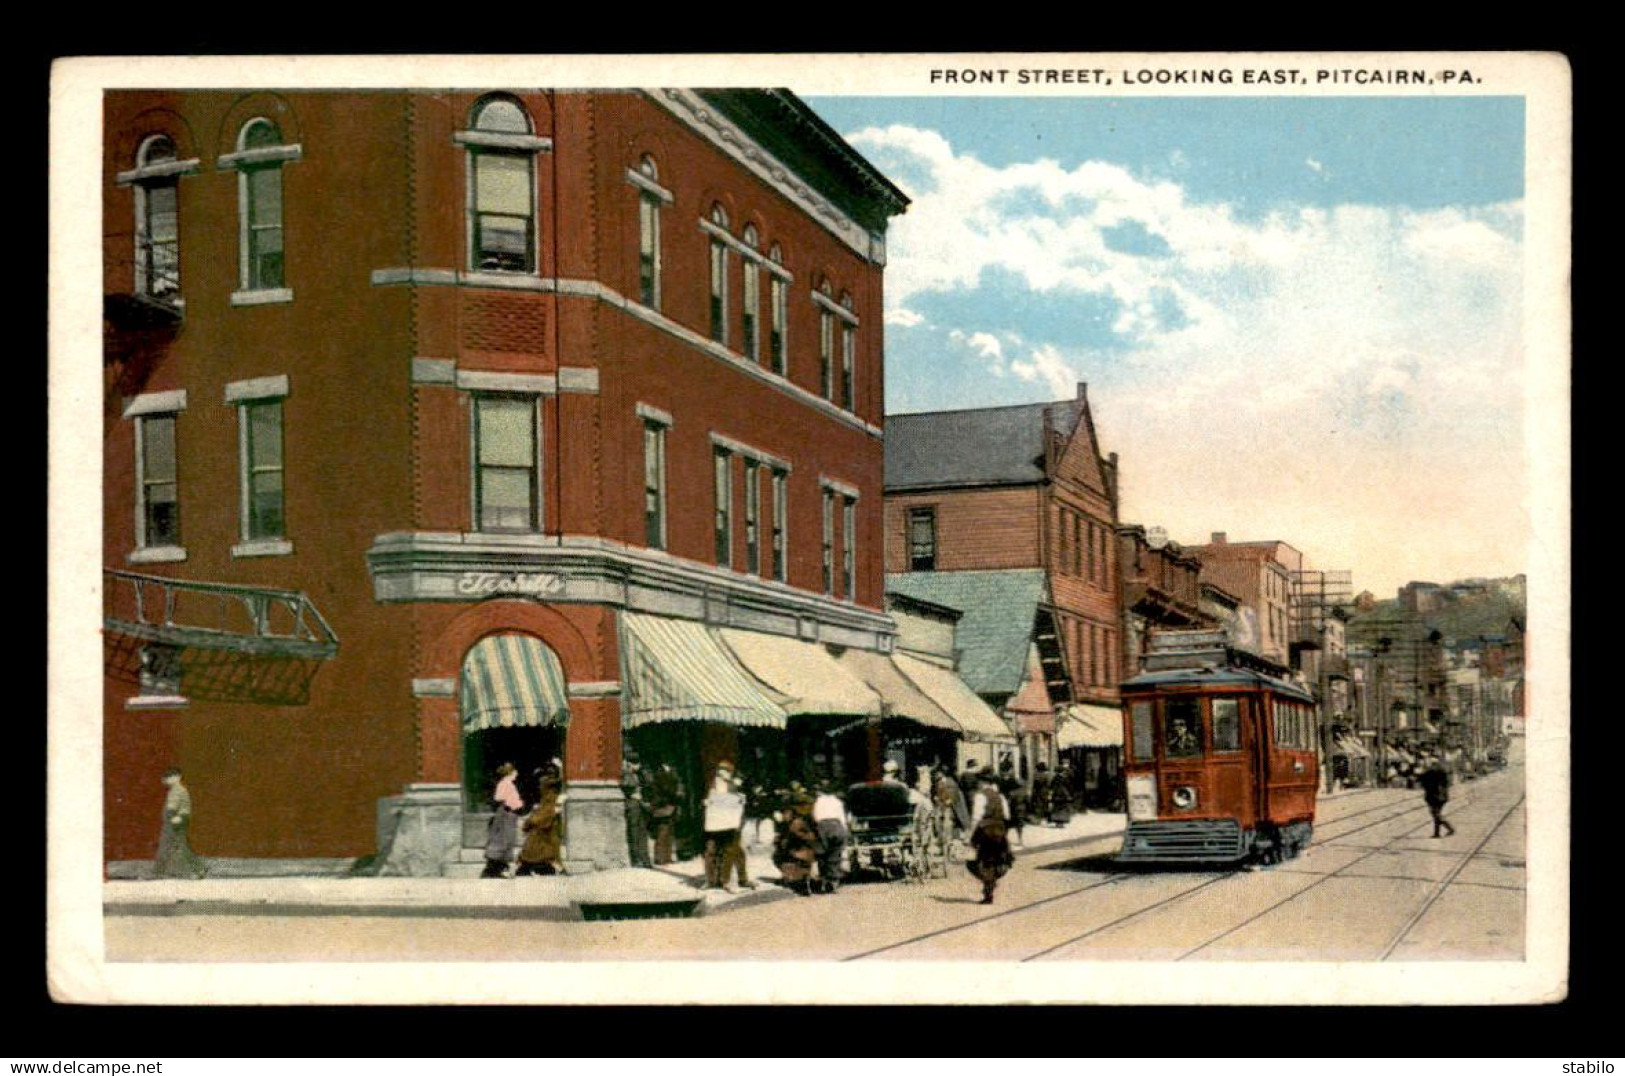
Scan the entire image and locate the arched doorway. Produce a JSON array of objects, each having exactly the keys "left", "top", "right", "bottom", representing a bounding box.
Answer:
[{"left": 460, "top": 634, "right": 570, "bottom": 818}]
